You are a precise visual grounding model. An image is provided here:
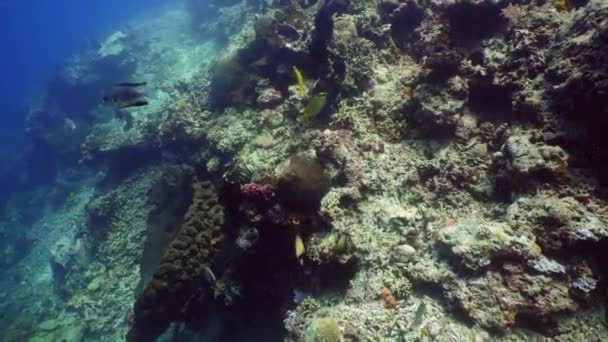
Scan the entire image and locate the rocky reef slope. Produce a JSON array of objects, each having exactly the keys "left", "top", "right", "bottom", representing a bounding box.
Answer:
[{"left": 1, "top": 0, "right": 608, "bottom": 341}]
